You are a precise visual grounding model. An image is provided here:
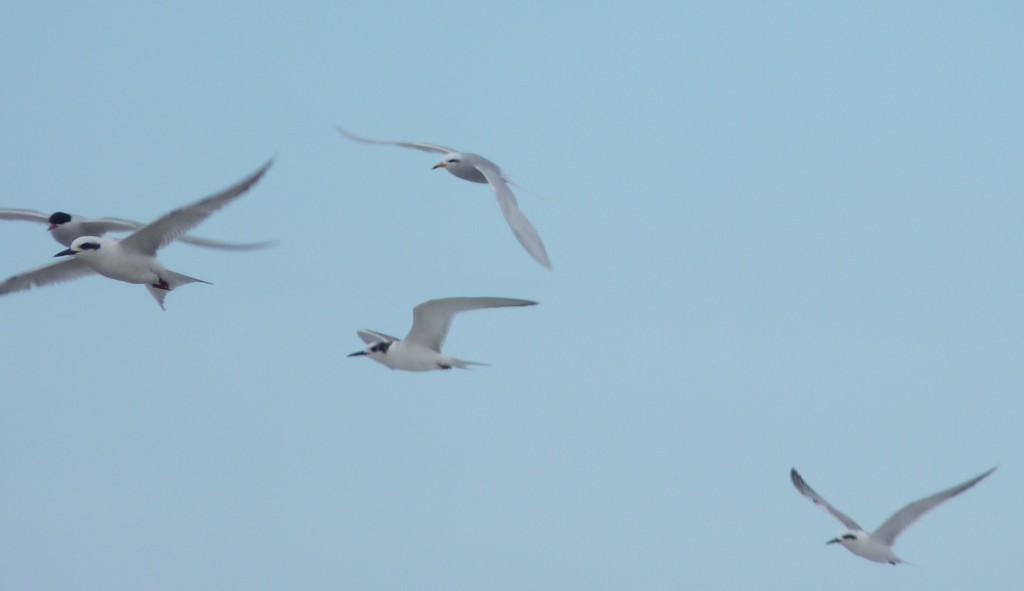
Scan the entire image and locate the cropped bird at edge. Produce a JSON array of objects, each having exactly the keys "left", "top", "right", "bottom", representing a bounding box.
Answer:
[
  {"left": 348, "top": 297, "right": 537, "bottom": 371},
  {"left": 337, "top": 127, "right": 552, "bottom": 269},
  {"left": 0, "top": 159, "right": 273, "bottom": 310},
  {"left": 790, "top": 467, "right": 996, "bottom": 565},
  {"left": 0, "top": 208, "right": 274, "bottom": 250}
]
